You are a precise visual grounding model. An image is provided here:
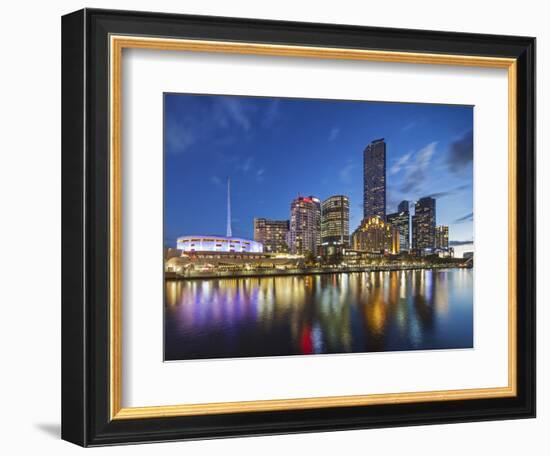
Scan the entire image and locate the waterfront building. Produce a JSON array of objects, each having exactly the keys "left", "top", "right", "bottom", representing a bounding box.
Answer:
[
  {"left": 288, "top": 196, "right": 321, "bottom": 256},
  {"left": 436, "top": 246, "right": 455, "bottom": 258},
  {"left": 321, "top": 195, "right": 350, "bottom": 246},
  {"left": 176, "top": 235, "right": 263, "bottom": 253},
  {"left": 352, "top": 215, "right": 400, "bottom": 255},
  {"left": 363, "top": 138, "right": 386, "bottom": 220},
  {"left": 164, "top": 247, "right": 183, "bottom": 260},
  {"left": 165, "top": 251, "right": 303, "bottom": 276},
  {"left": 176, "top": 178, "right": 263, "bottom": 253},
  {"left": 387, "top": 205, "right": 410, "bottom": 251},
  {"left": 254, "top": 218, "right": 289, "bottom": 253},
  {"left": 435, "top": 225, "right": 449, "bottom": 249},
  {"left": 341, "top": 249, "right": 384, "bottom": 266},
  {"left": 412, "top": 197, "right": 436, "bottom": 252}
]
